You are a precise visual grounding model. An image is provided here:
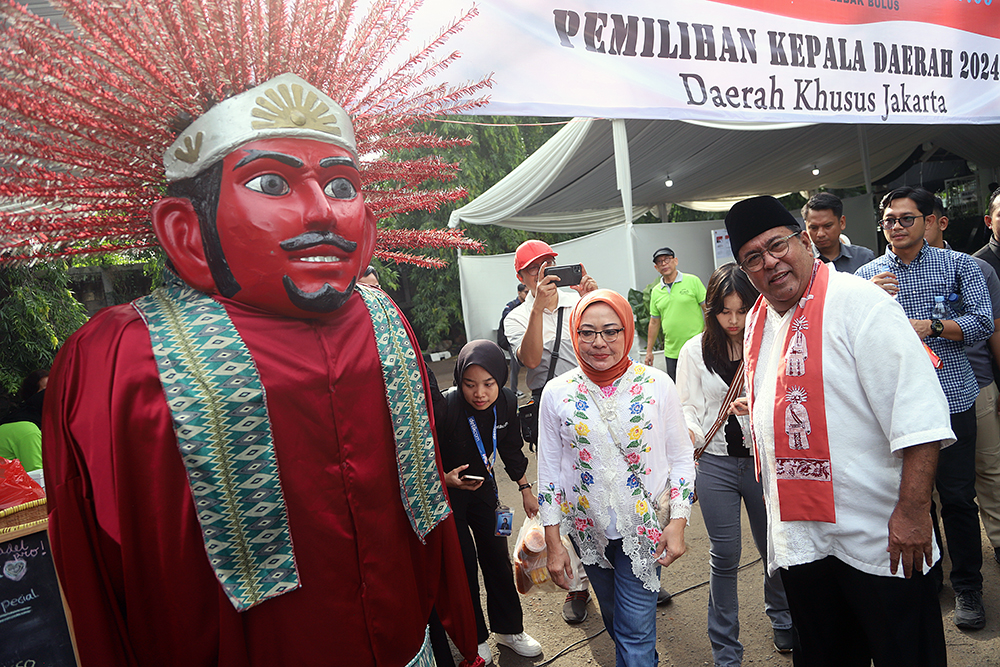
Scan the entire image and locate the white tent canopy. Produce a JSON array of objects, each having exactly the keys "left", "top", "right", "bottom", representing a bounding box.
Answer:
[
  {"left": 450, "top": 118, "right": 1000, "bottom": 233},
  {"left": 450, "top": 117, "right": 1000, "bottom": 345}
]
